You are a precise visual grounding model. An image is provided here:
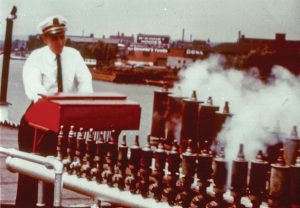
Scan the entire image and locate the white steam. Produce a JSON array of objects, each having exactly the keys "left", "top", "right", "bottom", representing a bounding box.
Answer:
[{"left": 172, "top": 55, "right": 300, "bottom": 160}]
